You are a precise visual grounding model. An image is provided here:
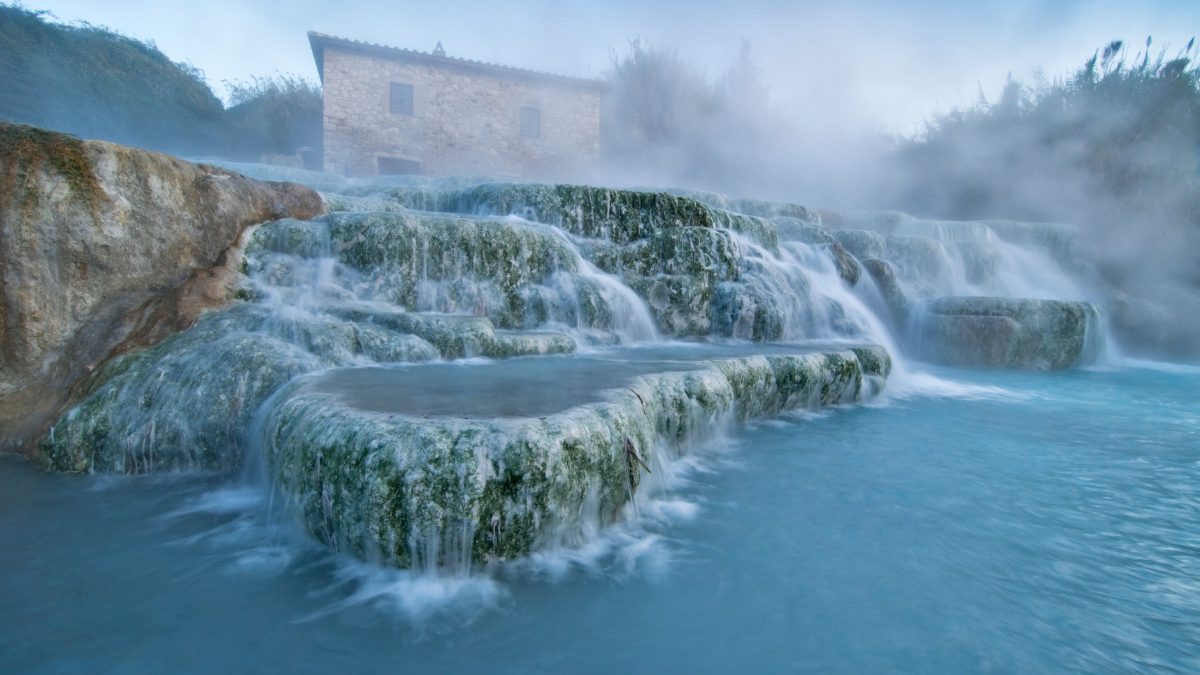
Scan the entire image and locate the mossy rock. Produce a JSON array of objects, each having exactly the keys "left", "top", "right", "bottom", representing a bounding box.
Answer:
[
  {"left": 918, "top": 296, "right": 1102, "bottom": 369},
  {"left": 265, "top": 346, "right": 891, "bottom": 568}
]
